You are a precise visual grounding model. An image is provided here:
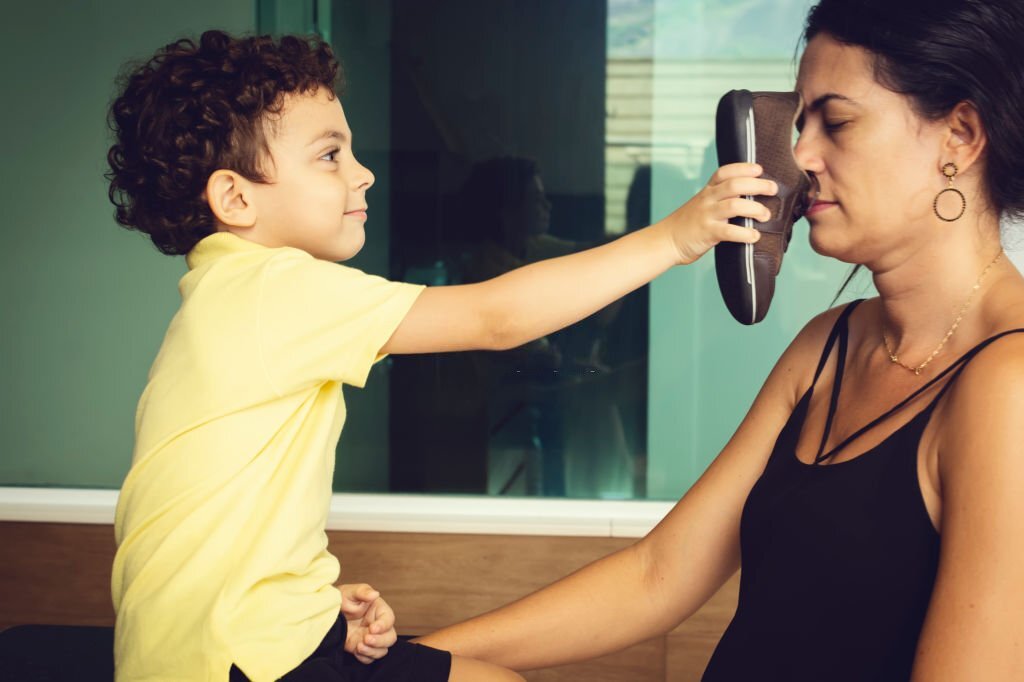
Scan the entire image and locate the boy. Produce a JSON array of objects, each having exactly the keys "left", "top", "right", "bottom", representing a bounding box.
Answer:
[{"left": 106, "top": 30, "right": 773, "bottom": 682}]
